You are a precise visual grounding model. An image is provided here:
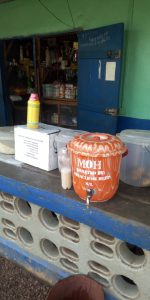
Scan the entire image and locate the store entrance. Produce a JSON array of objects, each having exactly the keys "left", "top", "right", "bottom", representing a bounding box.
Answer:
[
  {"left": 3, "top": 32, "right": 78, "bottom": 128},
  {"left": 39, "top": 32, "right": 78, "bottom": 128},
  {"left": 4, "top": 37, "right": 35, "bottom": 125},
  {"left": 3, "top": 23, "right": 123, "bottom": 134}
]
